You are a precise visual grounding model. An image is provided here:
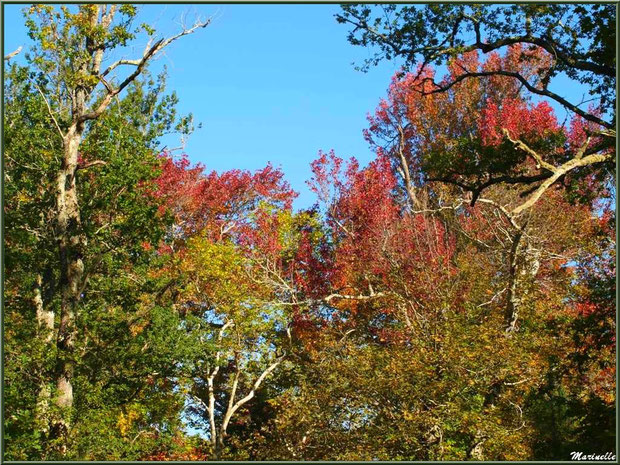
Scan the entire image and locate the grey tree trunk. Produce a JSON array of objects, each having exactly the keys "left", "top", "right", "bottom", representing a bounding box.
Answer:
[
  {"left": 34, "top": 271, "right": 55, "bottom": 435},
  {"left": 52, "top": 123, "right": 85, "bottom": 438},
  {"left": 504, "top": 230, "right": 523, "bottom": 333}
]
